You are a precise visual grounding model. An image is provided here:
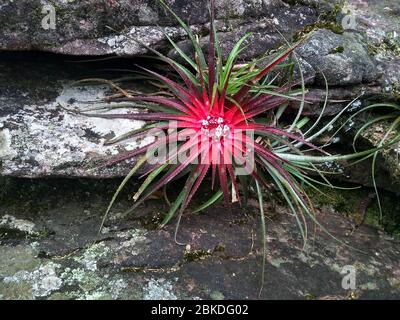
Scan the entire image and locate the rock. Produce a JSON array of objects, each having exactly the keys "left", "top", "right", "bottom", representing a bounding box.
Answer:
[
  {"left": 288, "top": 85, "right": 382, "bottom": 116},
  {"left": 0, "top": 178, "right": 399, "bottom": 300},
  {"left": 296, "top": 29, "right": 379, "bottom": 86},
  {"left": 0, "top": 0, "right": 398, "bottom": 91},
  {"left": 1, "top": 0, "right": 399, "bottom": 302},
  {"left": 3, "top": 262, "right": 63, "bottom": 298},
  {"left": 0, "top": 0, "right": 337, "bottom": 56},
  {"left": 0, "top": 215, "right": 38, "bottom": 237},
  {"left": 168, "top": 2, "right": 321, "bottom": 61},
  {"left": 0, "top": 52, "right": 153, "bottom": 178},
  {"left": 341, "top": 119, "right": 400, "bottom": 193},
  {"left": 342, "top": 0, "right": 400, "bottom": 97},
  {"left": 0, "top": 245, "right": 40, "bottom": 277}
]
